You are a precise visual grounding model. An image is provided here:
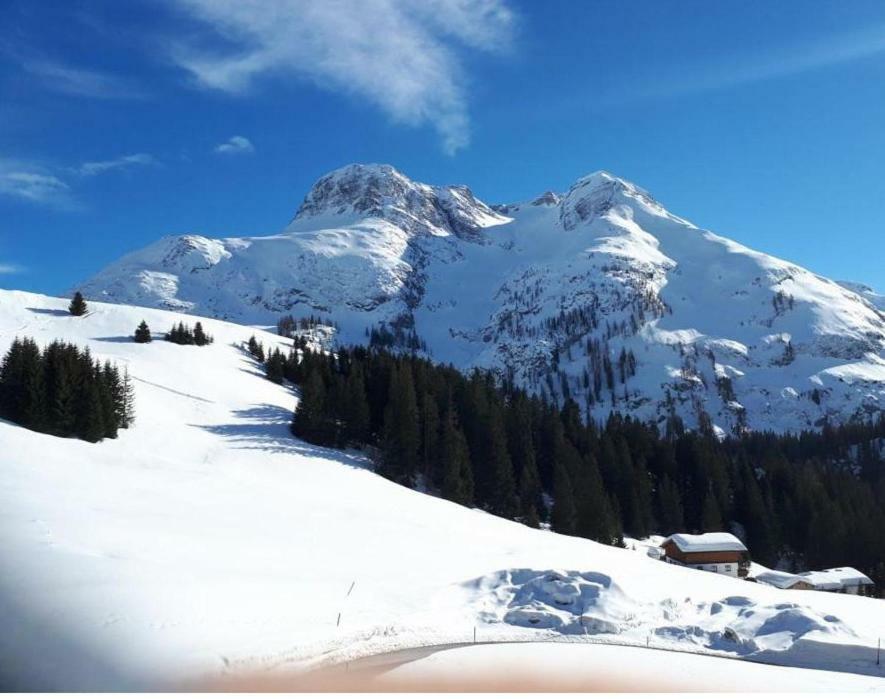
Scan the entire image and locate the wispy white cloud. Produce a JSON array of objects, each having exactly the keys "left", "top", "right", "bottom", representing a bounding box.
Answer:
[
  {"left": 20, "top": 59, "right": 147, "bottom": 100},
  {"left": 0, "top": 158, "right": 71, "bottom": 207},
  {"left": 609, "top": 22, "right": 885, "bottom": 104},
  {"left": 214, "top": 135, "right": 254, "bottom": 155},
  {"left": 76, "top": 153, "right": 159, "bottom": 176},
  {"left": 167, "top": 0, "right": 516, "bottom": 154},
  {"left": 0, "top": 263, "right": 24, "bottom": 275},
  {"left": 0, "top": 151, "right": 157, "bottom": 208}
]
